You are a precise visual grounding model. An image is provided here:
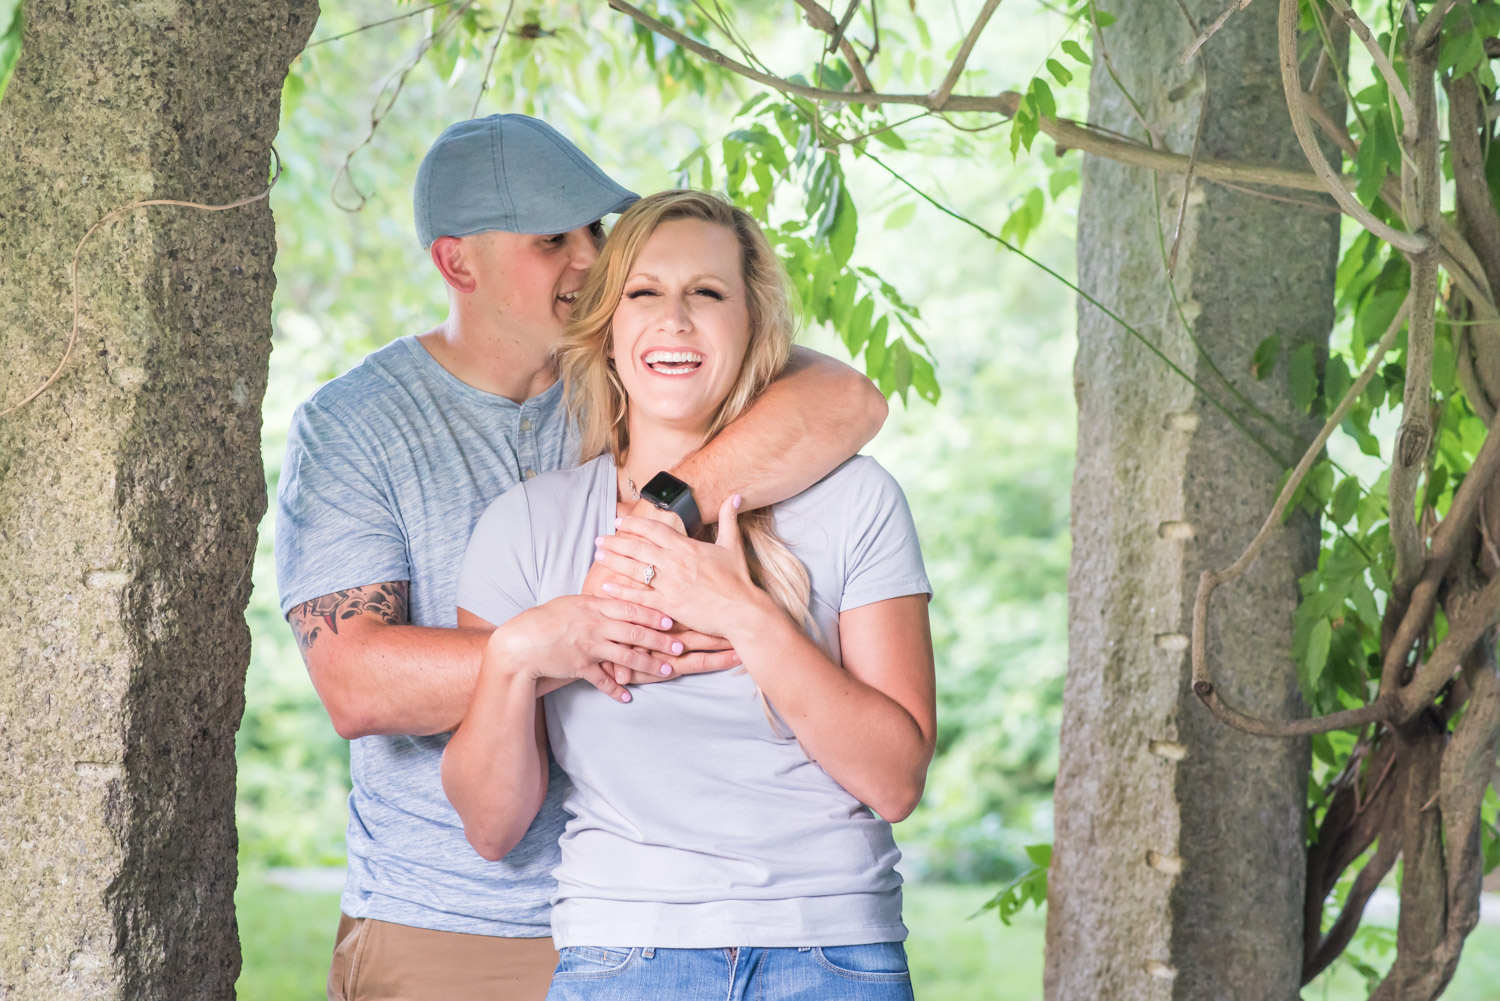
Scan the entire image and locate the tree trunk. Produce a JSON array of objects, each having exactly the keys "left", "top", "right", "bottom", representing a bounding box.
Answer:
[
  {"left": 0, "top": 3, "right": 314, "bottom": 998},
  {"left": 1046, "top": 4, "right": 1342, "bottom": 998}
]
